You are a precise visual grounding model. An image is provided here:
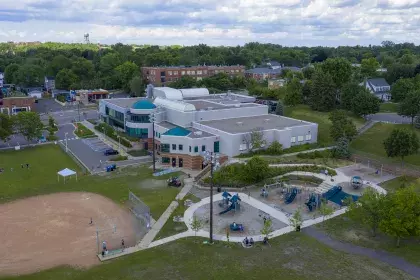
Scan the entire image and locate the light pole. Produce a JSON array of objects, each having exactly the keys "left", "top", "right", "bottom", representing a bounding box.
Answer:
[
  {"left": 117, "top": 135, "right": 121, "bottom": 152},
  {"left": 149, "top": 112, "right": 157, "bottom": 172},
  {"left": 65, "top": 132, "right": 68, "bottom": 152},
  {"left": 202, "top": 151, "right": 220, "bottom": 244}
]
